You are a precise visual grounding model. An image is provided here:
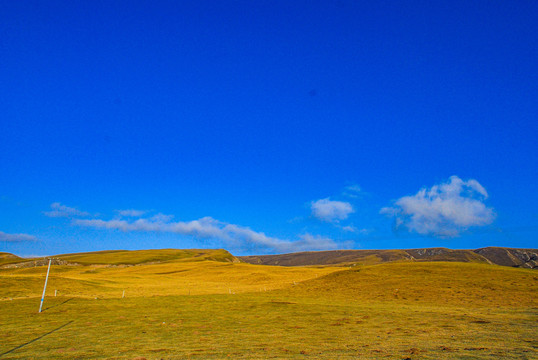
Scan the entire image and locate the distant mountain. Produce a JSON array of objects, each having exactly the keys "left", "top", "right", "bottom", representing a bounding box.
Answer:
[{"left": 239, "top": 247, "right": 538, "bottom": 269}]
